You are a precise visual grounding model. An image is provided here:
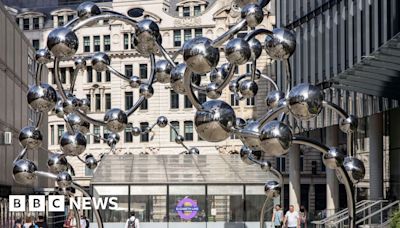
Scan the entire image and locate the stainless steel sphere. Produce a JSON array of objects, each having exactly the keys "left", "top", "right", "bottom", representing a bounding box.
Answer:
[
  {"left": 129, "top": 76, "right": 141, "bottom": 88},
  {"left": 323, "top": 147, "right": 345, "bottom": 170},
  {"left": 188, "top": 147, "right": 200, "bottom": 155},
  {"left": 236, "top": 118, "right": 247, "bottom": 128},
  {"left": 47, "top": 153, "right": 68, "bottom": 173},
  {"left": 195, "top": 100, "right": 236, "bottom": 142},
  {"left": 266, "top": 90, "right": 285, "bottom": 109},
  {"left": 157, "top": 116, "right": 168, "bottom": 128},
  {"left": 233, "top": 0, "right": 258, "bottom": 8},
  {"left": 79, "top": 98, "right": 91, "bottom": 113},
  {"left": 139, "top": 84, "right": 154, "bottom": 99},
  {"left": 183, "top": 37, "right": 220, "bottom": 74},
  {"left": 225, "top": 38, "right": 251, "bottom": 65},
  {"left": 55, "top": 100, "right": 65, "bottom": 118},
  {"left": 343, "top": 157, "right": 366, "bottom": 183},
  {"left": 56, "top": 171, "right": 72, "bottom": 188},
  {"left": 74, "top": 57, "right": 87, "bottom": 70},
  {"left": 210, "top": 67, "right": 229, "bottom": 85},
  {"left": 175, "top": 135, "right": 185, "bottom": 144},
  {"left": 241, "top": 3, "right": 264, "bottom": 27},
  {"left": 264, "top": 180, "right": 281, "bottom": 198},
  {"left": 240, "top": 120, "right": 262, "bottom": 151},
  {"left": 133, "top": 19, "right": 161, "bottom": 55},
  {"left": 106, "top": 133, "right": 120, "bottom": 147},
  {"left": 13, "top": 159, "right": 37, "bottom": 185},
  {"left": 19, "top": 126, "right": 43, "bottom": 150},
  {"left": 248, "top": 38, "right": 263, "bottom": 61},
  {"left": 287, "top": 83, "right": 324, "bottom": 121},
  {"left": 261, "top": 160, "right": 272, "bottom": 172},
  {"left": 239, "top": 79, "right": 258, "bottom": 99},
  {"left": 104, "top": 108, "right": 128, "bottom": 133},
  {"left": 206, "top": 83, "right": 222, "bottom": 99},
  {"left": 66, "top": 113, "right": 90, "bottom": 134},
  {"left": 47, "top": 27, "right": 79, "bottom": 58},
  {"left": 170, "top": 63, "right": 187, "bottom": 94},
  {"left": 229, "top": 80, "right": 239, "bottom": 92},
  {"left": 240, "top": 145, "right": 254, "bottom": 165},
  {"left": 155, "top": 60, "right": 172, "bottom": 84},
  {"left": 265, "top": 28, "right": 296, "bottom": 60},
  {"left": 85, "top": 154, "right": 98, "bottom": 170},
  {"left": 35, "top": 49, "right": 52, "bottom": 64},
  {"left": 27, "top": 84, "right": 58, "bottom": 112},
  {"left": 339, "top": 115, "right": 358, "bottom": 134},
  {"left": 62, "top": 95, "right": 80, "bottom": 114},
  {"left": 259, "top": 120, "right": 292, "bottom": 156},
  {"left": 60, "top": 132, "right": 87, "bottom": 156},
  {"left": 91, "top": 52, "right": 110, "bottom": 72},
  {"left": 77, "top": 1, "right": 101, "bottom": 19},
  {"left": 131, "top": 127, "right": 141, "bottom": 136}
]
